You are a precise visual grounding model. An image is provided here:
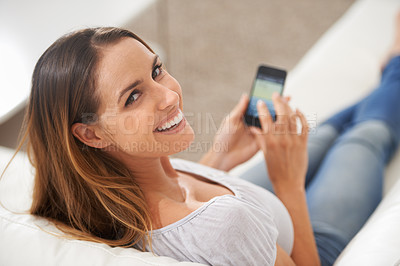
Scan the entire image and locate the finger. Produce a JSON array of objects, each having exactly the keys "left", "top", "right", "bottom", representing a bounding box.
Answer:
[
  {"left": 272, "top": 93, "right": 289, "bottom": 122},
  {"left": 283, "top": 95, "right": 291, "bottom": 102},
  {"left": 272, "top": 93, "right": 290, "bottom": 135},
  {"left": 297, "top": 109, "right": 309, "bottom": 140},
  {"left": 230, "top": 93, "right": 249, "bottom": 119},
  {"left": 256, "top": 100, "right": 273, "bottom": 134},
  {"left": 288, "top": 112, "right": 298, "bottom": 135},
  {"left": 281, "top": 94, "right": 295, "bottom": 116}
]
